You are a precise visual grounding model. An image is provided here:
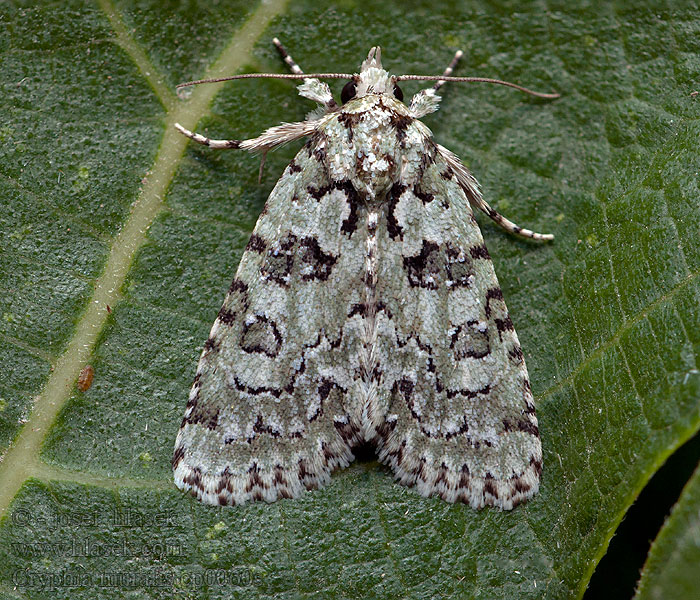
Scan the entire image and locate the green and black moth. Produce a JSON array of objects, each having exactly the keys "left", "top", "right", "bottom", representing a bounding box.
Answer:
[{"left": 172, "top": 39, "right": 557, "bottom": 509}]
